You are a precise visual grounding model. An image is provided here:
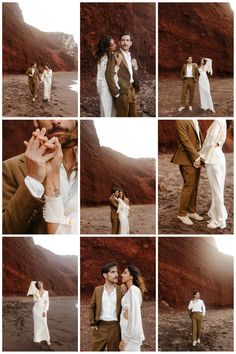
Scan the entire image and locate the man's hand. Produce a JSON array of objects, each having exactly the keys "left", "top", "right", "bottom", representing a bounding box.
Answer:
[
  {"left": 43, "top": 137, "right": 63, "bottom": 176},
  {"left": 193, "top": 157, "right": 201, "bottom": 169},
  {"left": 24, "top": 128, "right": 57, "bottom": 183},
  {"left": 91, "top": 325, "right": 98, "bottom": 331}
]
